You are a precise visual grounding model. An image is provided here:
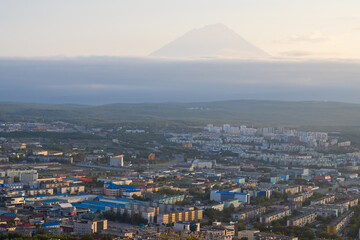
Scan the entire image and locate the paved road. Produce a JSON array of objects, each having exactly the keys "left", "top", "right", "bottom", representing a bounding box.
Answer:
[
  {"left": 74, "top": 163, "right": 132, "bottom": 171},
  {"left": 314, "top": 182, "right": 339, "bottom": 195}
]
